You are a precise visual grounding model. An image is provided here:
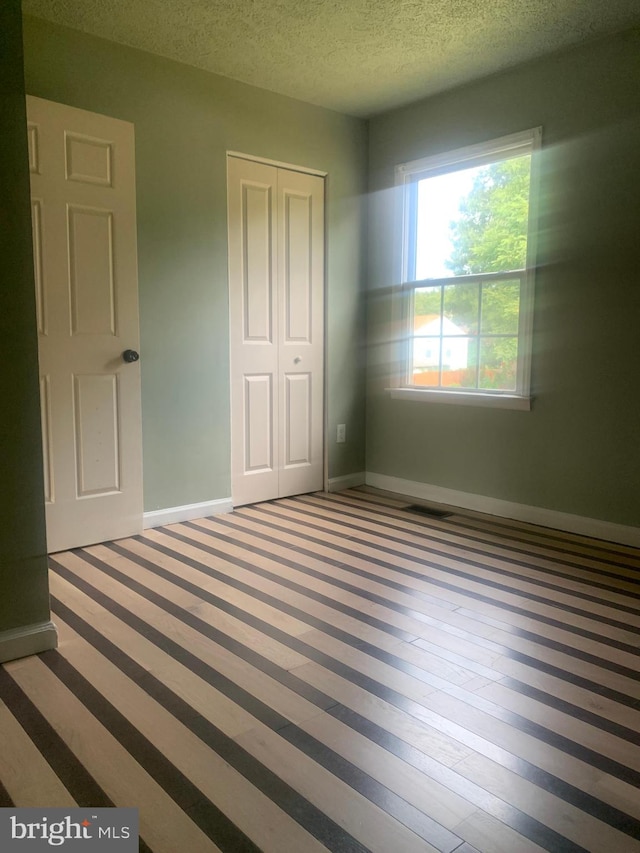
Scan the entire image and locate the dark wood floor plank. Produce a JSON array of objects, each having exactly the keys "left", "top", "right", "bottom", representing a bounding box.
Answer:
[{"left": 0, "top": 777, "right": 14, "bottom": 808}]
